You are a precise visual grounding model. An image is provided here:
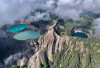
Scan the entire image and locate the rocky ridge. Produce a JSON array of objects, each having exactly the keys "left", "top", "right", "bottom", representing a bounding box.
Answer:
[
  {"left": 0, "top": 20, "right": 92, "bottom": 68},
  {"left": 27, "top": 21, "right": 91, "bottom": 68}
]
